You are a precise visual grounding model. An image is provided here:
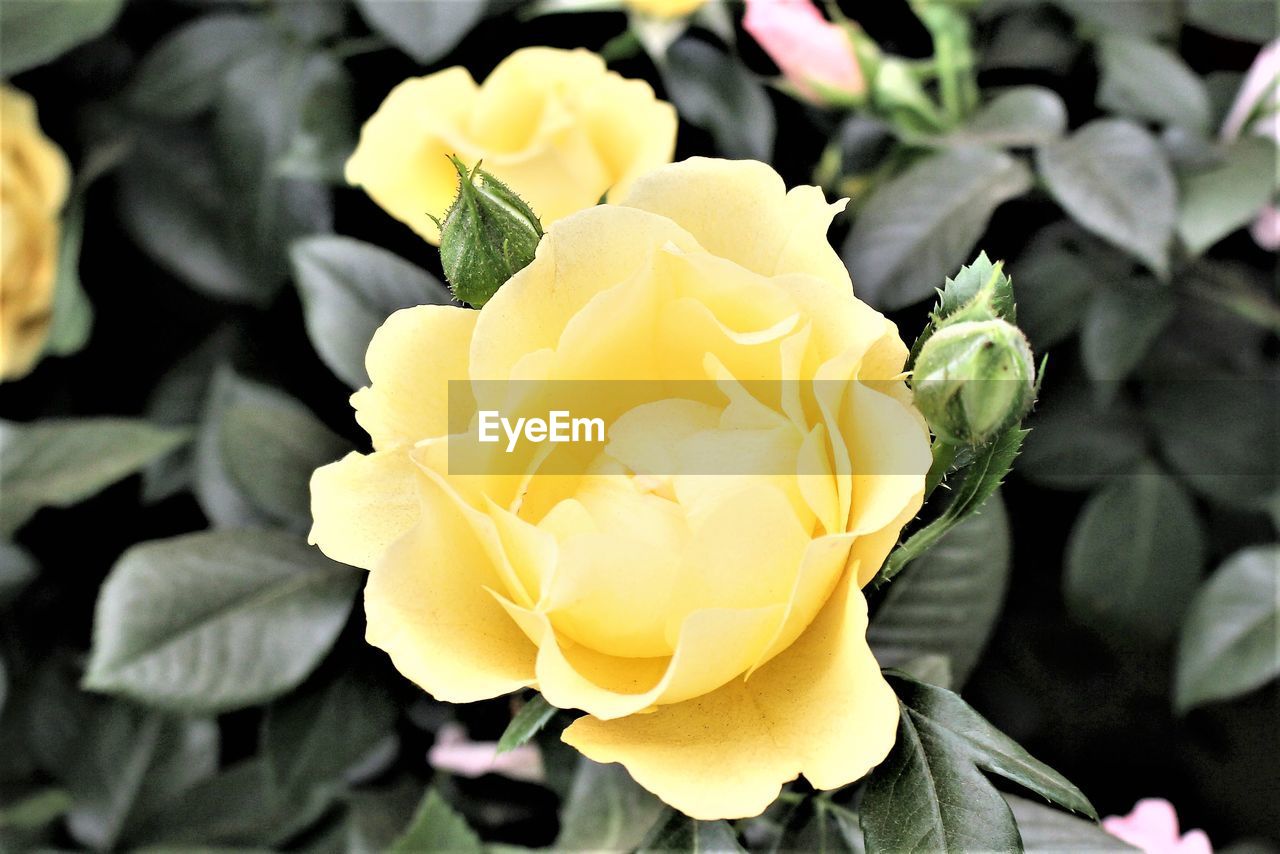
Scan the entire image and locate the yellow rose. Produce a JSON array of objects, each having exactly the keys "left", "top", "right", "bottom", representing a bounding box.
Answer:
[
  {"left": 345, "top": 47, "right": 677, "bottom": 245},
  {"left": 0, "top": 84, "right": 70, "bottom": 381},
  {"left": 310, "top": 158, "right": 931, "bottom": 819},
  {"left": 627, "top": 0, "right": 709, "bottom": 17}
]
